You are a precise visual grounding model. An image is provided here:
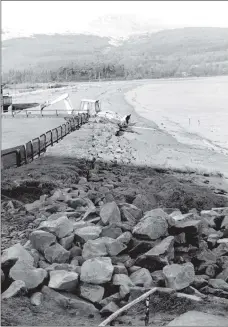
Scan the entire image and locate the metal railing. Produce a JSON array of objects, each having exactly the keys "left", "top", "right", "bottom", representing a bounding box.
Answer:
[
  {"left": 1, "top": 109, "right": 88, "bottom": 118},
  {"left": 1, "top": 113, "right": 89, "bottom": 170}
]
